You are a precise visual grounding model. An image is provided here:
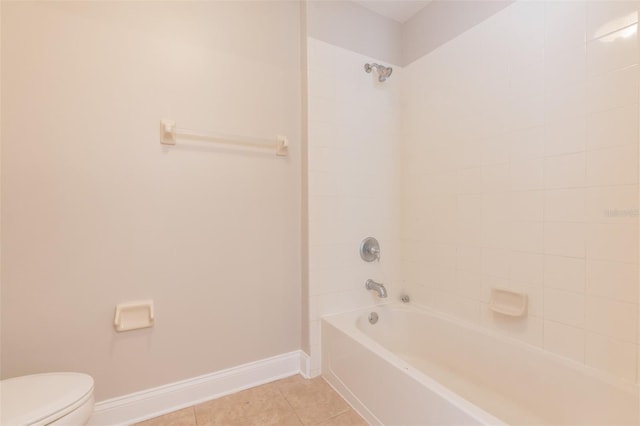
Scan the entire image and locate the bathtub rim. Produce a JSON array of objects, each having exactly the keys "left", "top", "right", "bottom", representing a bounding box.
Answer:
[
  {"left": 322, "top": 304, "right": 506, "bottom": 425},
  {"left": 322, "top": 302, "right": 640, "bottom": 397}
]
